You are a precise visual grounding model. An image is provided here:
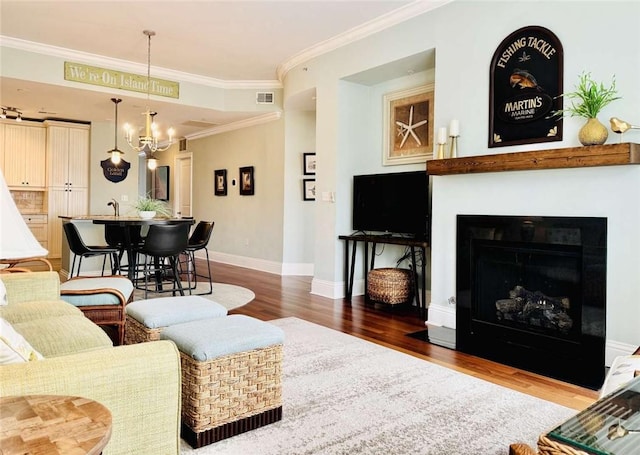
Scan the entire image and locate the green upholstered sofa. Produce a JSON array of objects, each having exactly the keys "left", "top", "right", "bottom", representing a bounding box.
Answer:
[{"left": 0, "top": 271, "right": 182, "bottom": 455}]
